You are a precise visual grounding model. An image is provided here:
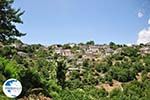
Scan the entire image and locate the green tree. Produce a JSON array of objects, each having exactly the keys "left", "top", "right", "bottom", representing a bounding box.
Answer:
[
  {"left": 62, "top": 44, "right": 71, "bottom": 49},
  {"left": 86, "top": 41, "right": 95, "bottom": 45},
  {"left": 56, "top": 59, "right": 67, "bottom": 88},
  {"left": 0, "top": 0, "right": 25, "bottom": 42},
  {"left": 109, "top": 42, "right": 118, "bottom": 49},
  {"left": 95, "top": 63, "right": 109, "bottom": 73}
]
